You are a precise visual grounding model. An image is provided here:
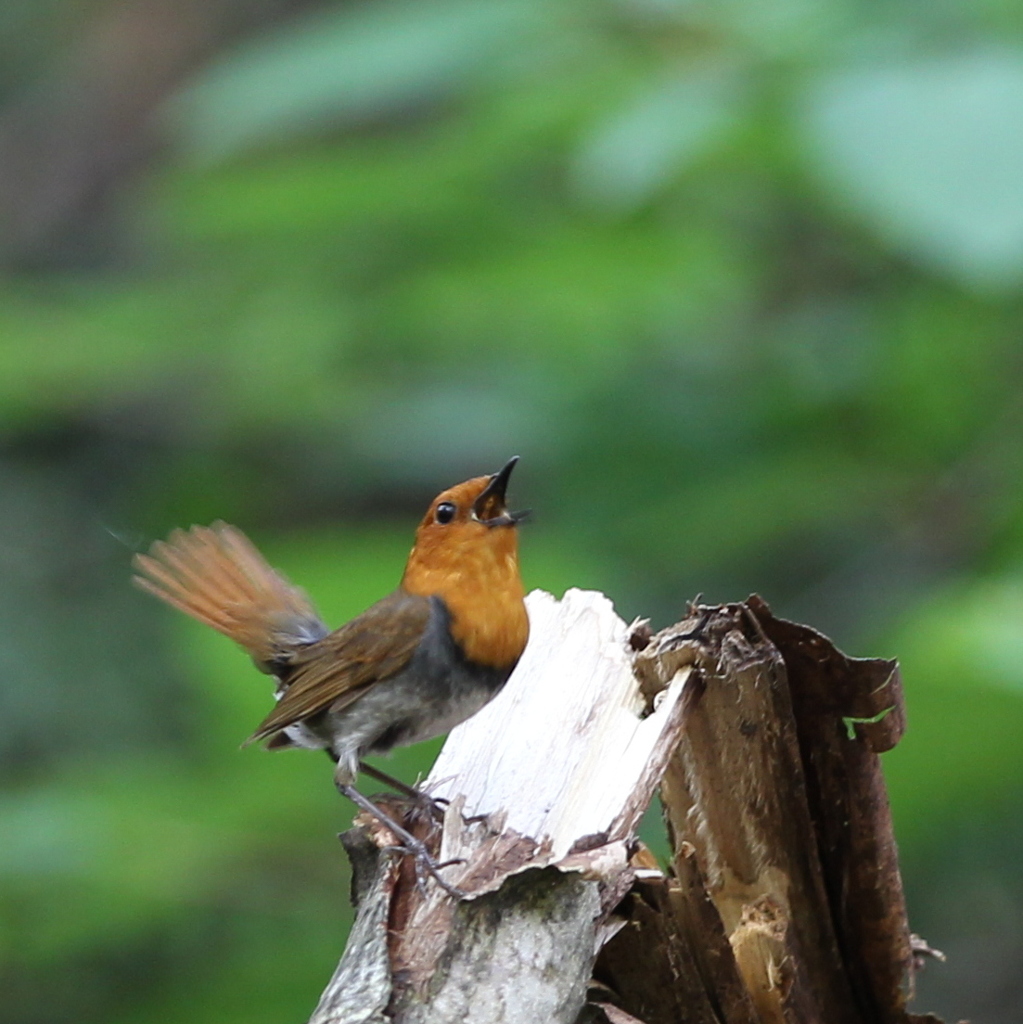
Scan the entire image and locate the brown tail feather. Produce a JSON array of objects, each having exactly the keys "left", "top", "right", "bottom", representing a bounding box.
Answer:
[{"left": 132, "top": 522, "right": 327, "bottom": 667}]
